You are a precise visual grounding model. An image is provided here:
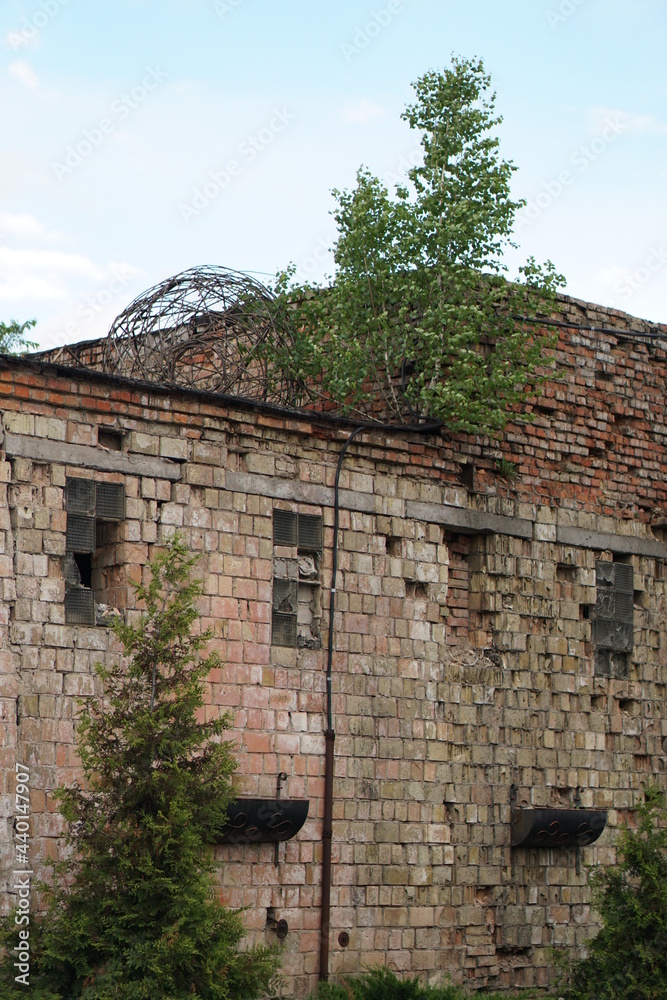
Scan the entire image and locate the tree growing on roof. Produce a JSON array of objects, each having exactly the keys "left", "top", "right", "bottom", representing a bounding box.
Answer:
[
  {"left": 273, "top": 56, "right": 565, "bottom": 432},
  {"left": 0, "top": 535, "right": 279, "bottom": 1000},
  {"left": 0, "top": 319, "right": 37, "bottom": 354}
]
